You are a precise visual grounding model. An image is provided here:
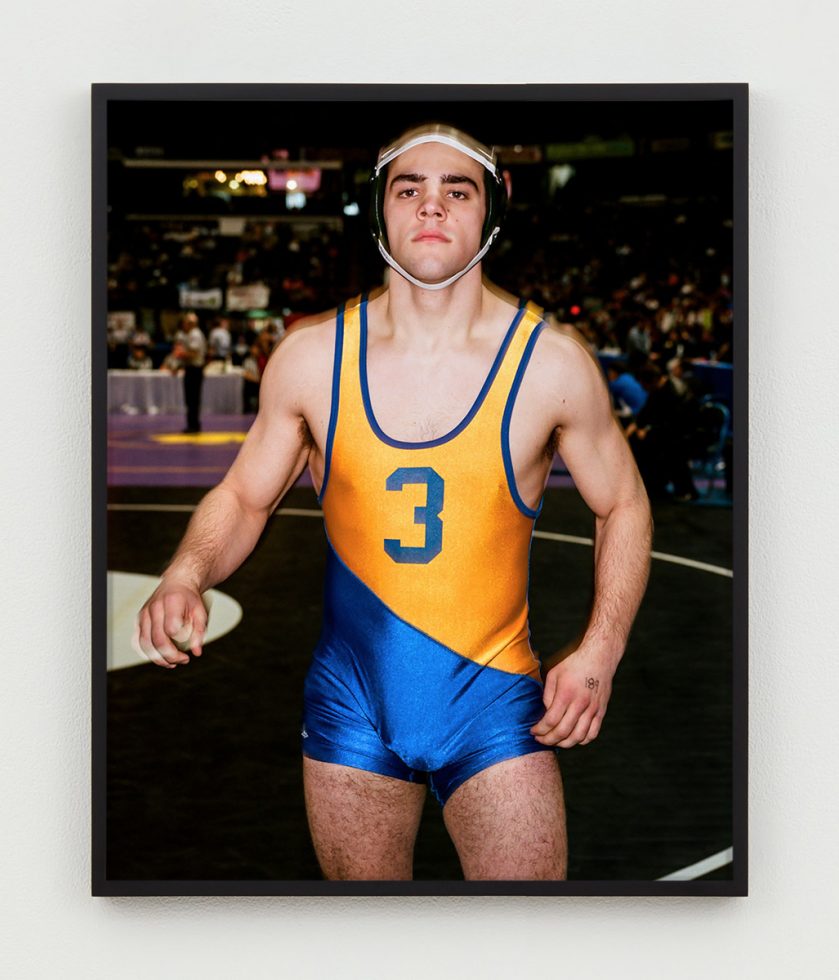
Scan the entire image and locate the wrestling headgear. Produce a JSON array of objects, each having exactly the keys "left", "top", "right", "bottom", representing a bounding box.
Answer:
[{"left": 369, "top": 124, "right": 508, "bottom": 290}]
